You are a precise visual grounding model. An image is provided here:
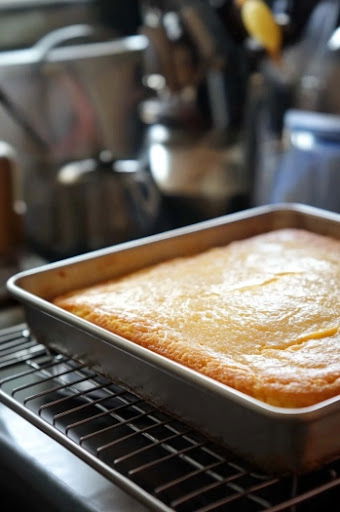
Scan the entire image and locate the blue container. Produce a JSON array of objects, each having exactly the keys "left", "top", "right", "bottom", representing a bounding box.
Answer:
[{"left": 271, "top": 110, "right": 340, "bottom": 212}]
